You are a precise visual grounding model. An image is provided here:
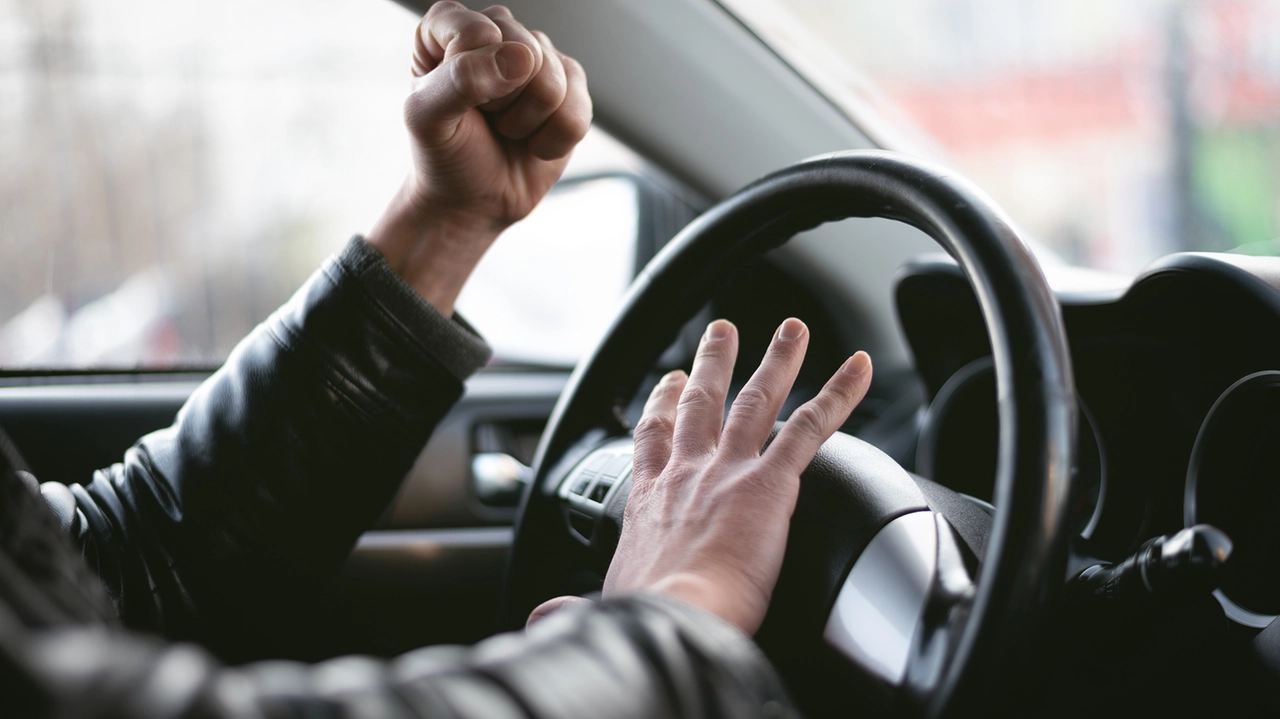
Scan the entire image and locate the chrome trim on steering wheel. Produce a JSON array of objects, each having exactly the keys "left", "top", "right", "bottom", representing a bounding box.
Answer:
[
  {"left": 1212, "top": 589, "right": 1277, "bottom": 629},
  {"left": 824, "top": 511, "right": 938, "bottom": 686}
]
